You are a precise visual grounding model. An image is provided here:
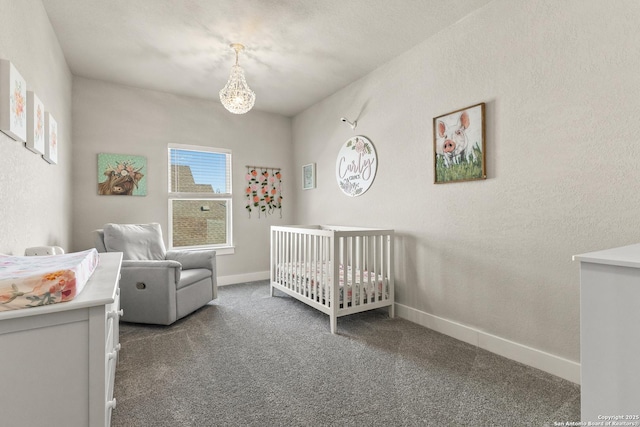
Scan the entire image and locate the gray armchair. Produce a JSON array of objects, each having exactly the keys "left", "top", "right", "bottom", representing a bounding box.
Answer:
[{"left": 94, "top": 223, "right": 217, "bottom": 325}]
